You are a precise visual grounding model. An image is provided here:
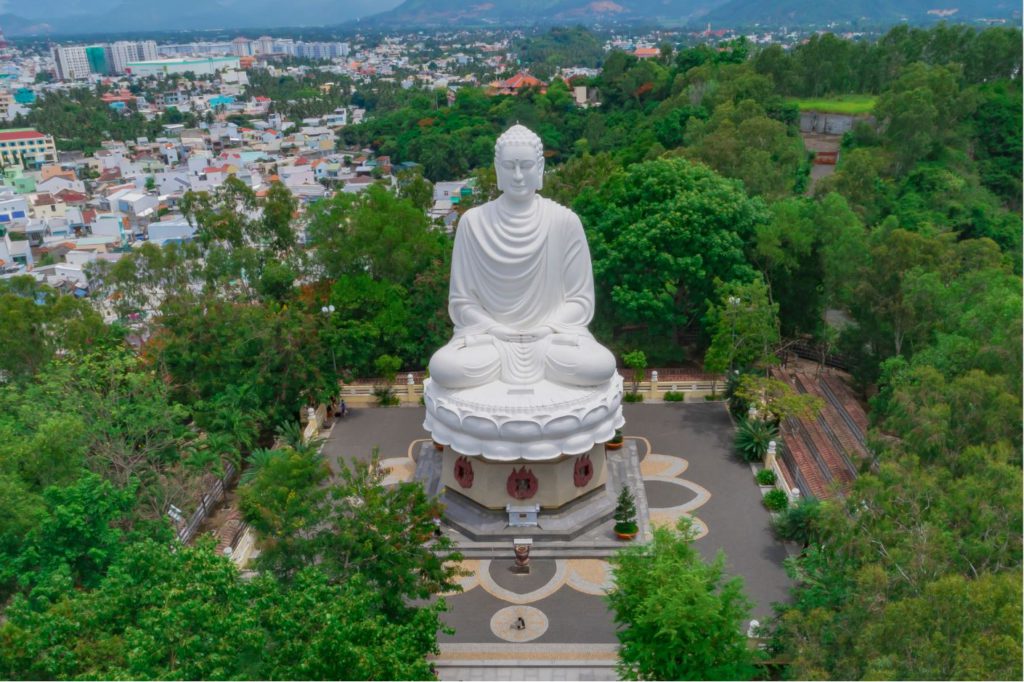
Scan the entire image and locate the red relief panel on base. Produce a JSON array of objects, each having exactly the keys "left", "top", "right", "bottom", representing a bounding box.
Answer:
[
  {"left": 573, "top": 454, "right": 594, "bottom": 487},
  {"left": 506, "top": 466, "right": 539, "bottom": 500},
  {"left": 454, "top": 455, "right": 474, "bottom": 488}
]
